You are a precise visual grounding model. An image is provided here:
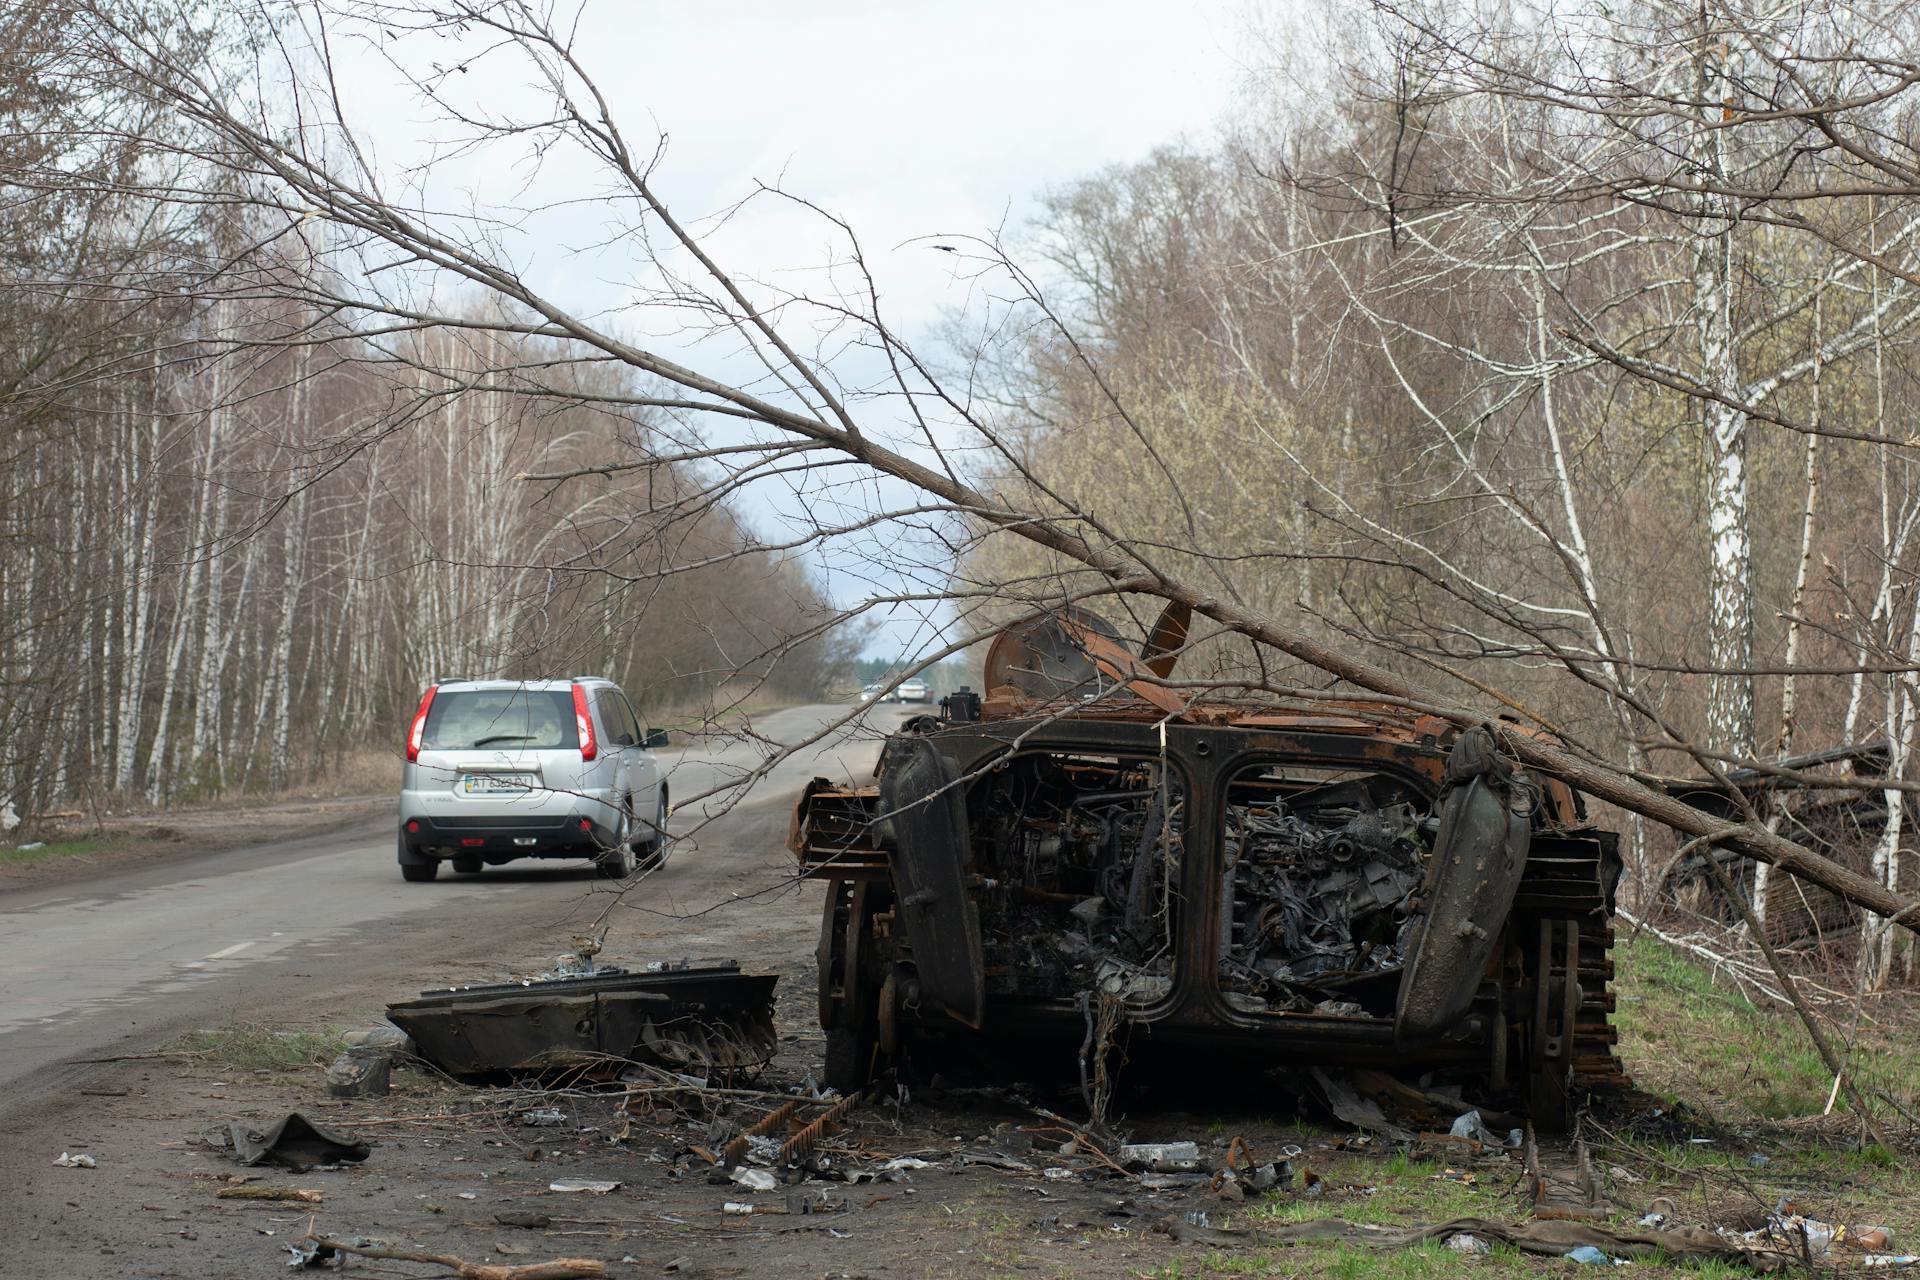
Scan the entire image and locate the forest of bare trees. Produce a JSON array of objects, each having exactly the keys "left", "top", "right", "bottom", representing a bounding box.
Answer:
[
  {"left": 7, "top": 0, "right": 1920, "bottom": 998},
  {"left": 959, "top": 0, "right": 1920, "bottom": 984},
  {"left": 0, "top": 6, "right": 854, "bottom": 817}
]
